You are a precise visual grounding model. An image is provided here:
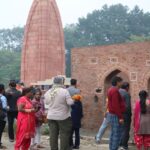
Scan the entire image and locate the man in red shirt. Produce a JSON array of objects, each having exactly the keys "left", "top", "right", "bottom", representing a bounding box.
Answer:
[{"left": 107, "top": 76, "right": 126, "bottom": 150}]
